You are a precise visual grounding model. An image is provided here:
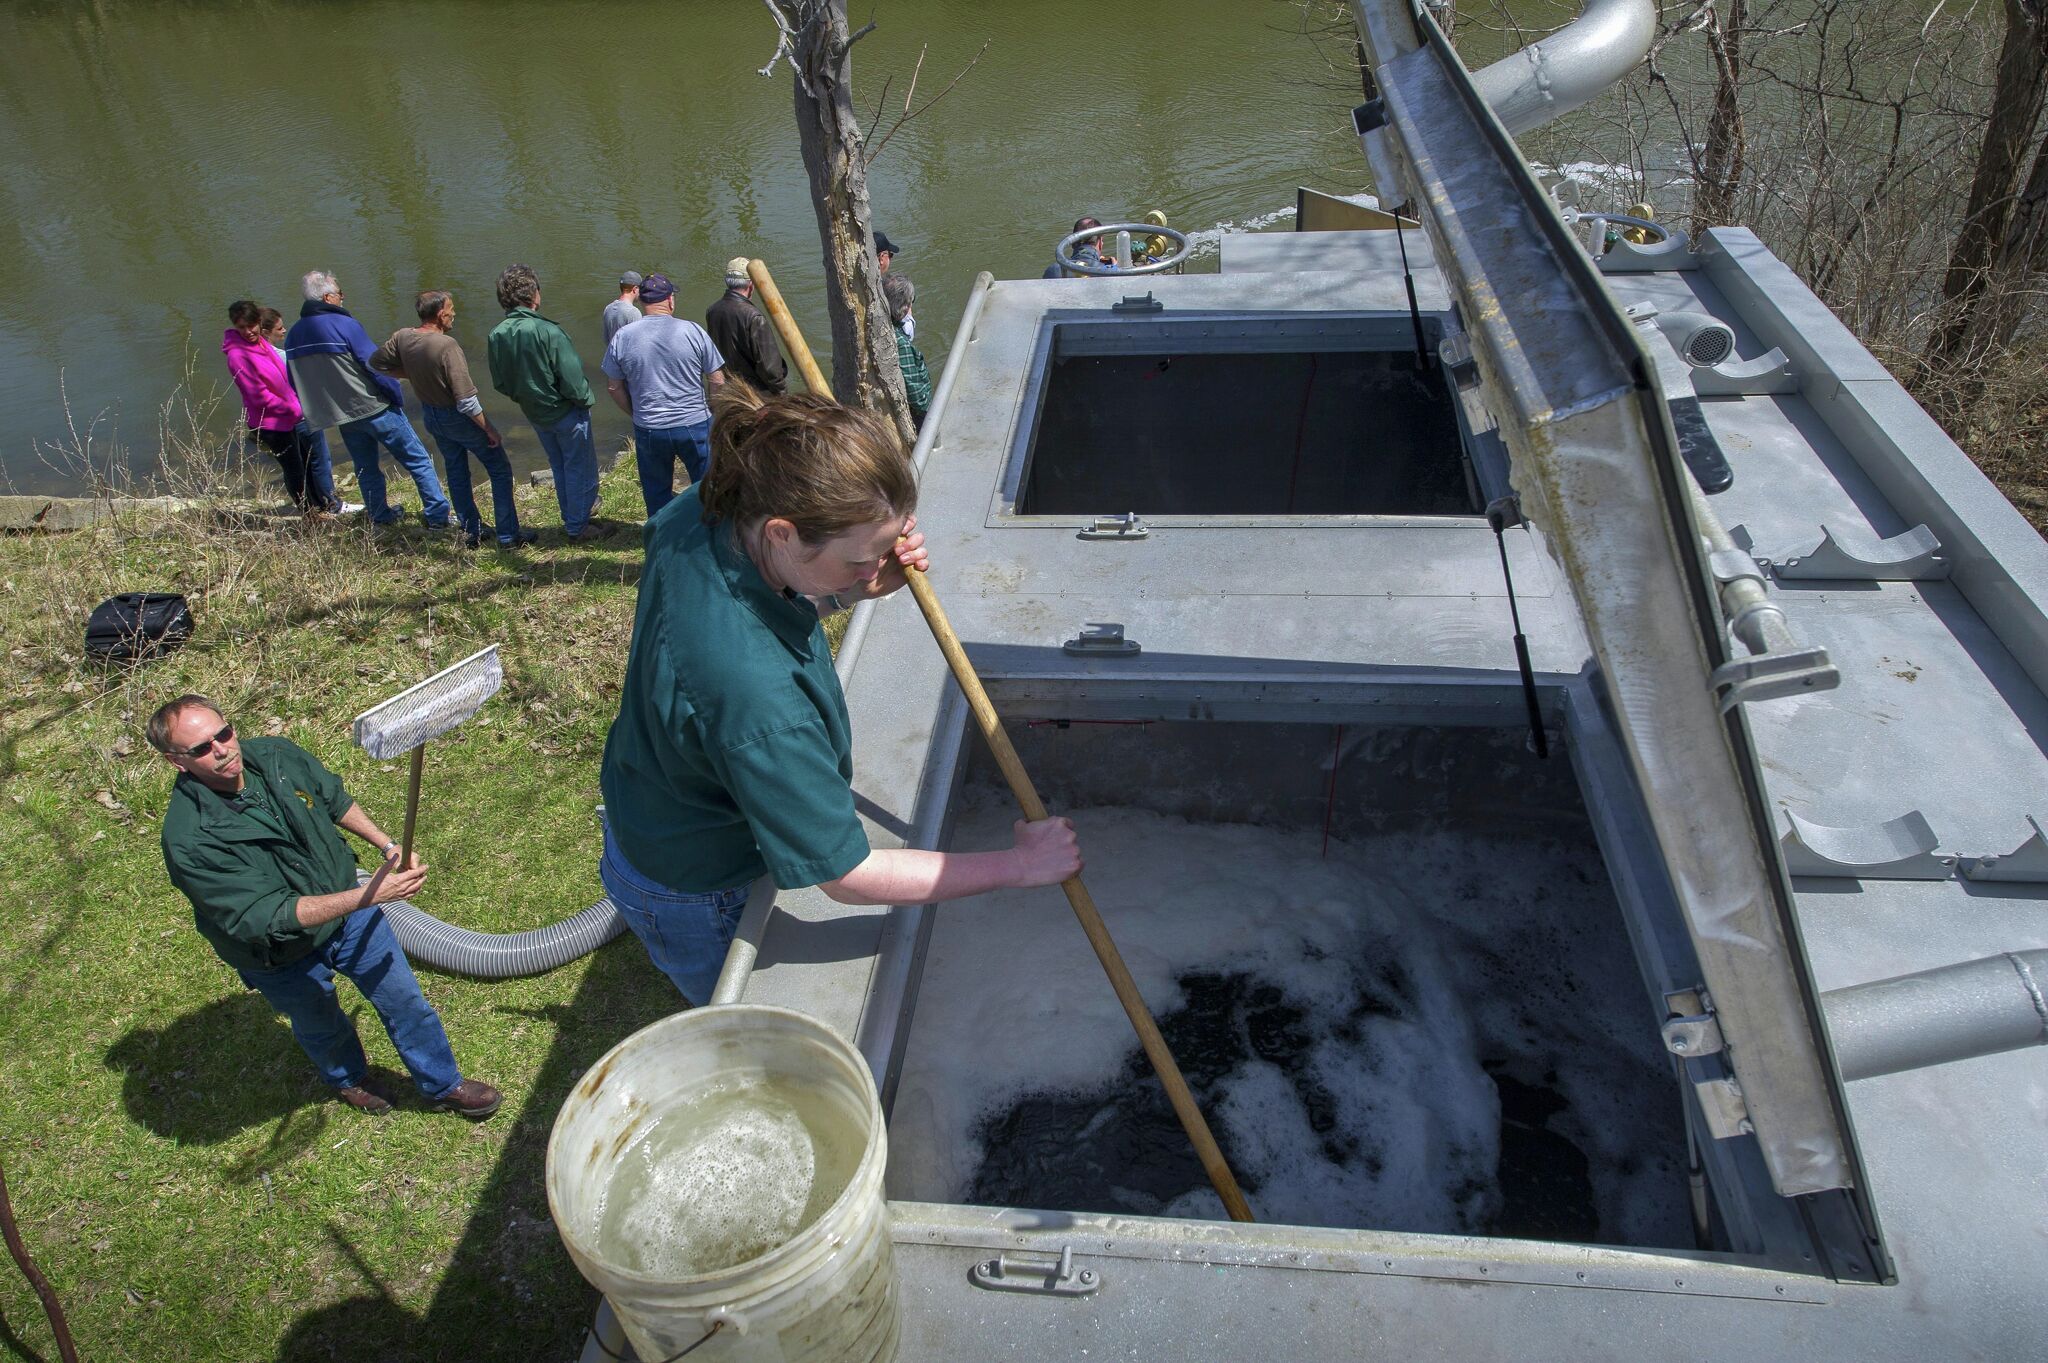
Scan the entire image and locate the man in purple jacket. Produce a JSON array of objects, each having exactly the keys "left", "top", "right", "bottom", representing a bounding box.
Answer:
[{"left": 285, "top": 270, "right": 452, "bottom": 528}]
